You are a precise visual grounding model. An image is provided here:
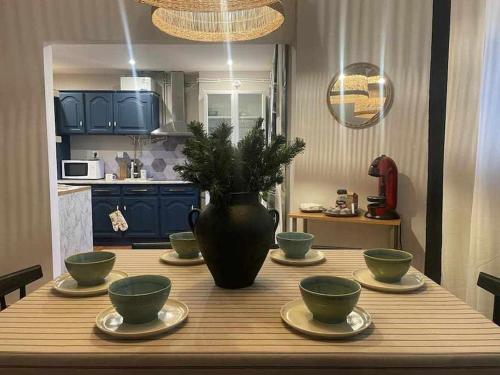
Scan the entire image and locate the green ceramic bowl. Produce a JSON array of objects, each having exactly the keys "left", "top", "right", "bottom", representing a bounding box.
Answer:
[
  {"left": 277, "top": 232, "right": 314, "bottom": 259},
  {"left": 364, "top": 248, "right": 413, "bottom": 283},
  {"left": 108, "top": 275, "right": 171, "bottom": 324},
  {"left": 65, "top": 251, "right": 115, "bottom": 286},
  {"left": 170, "top": 232, "right": 199, "bottom": 259},
  {"left": 300, "top": 276, "right": 361, "bottom": 324}
]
